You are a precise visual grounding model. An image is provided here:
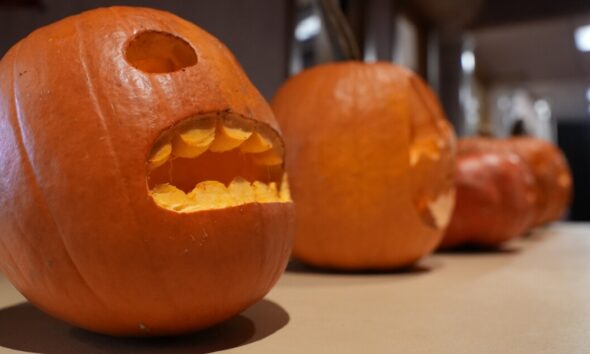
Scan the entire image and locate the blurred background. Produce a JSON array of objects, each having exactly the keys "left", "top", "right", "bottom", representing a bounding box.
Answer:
[{"left": 1, "top": 0, "right": 589, "bottom": 220}]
